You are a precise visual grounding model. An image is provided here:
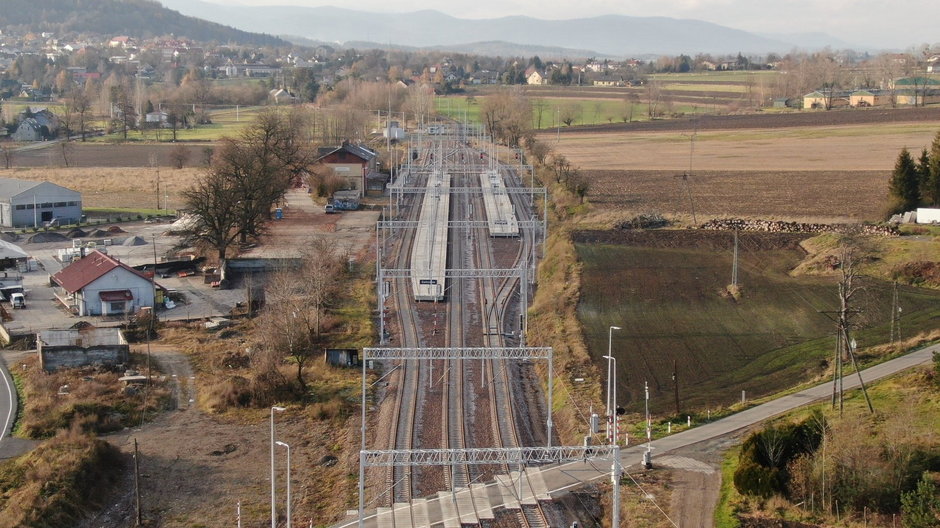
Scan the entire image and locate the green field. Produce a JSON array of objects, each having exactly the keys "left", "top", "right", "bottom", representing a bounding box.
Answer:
[
  {"left": 91, "top": 105, "right": 267, "bottom": 143},
  {"left": 436, "top": 95, "right": 704, "bottom": 129},
  {"left": 576, "top": 232, "right": 940, "bottom": 414}
]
